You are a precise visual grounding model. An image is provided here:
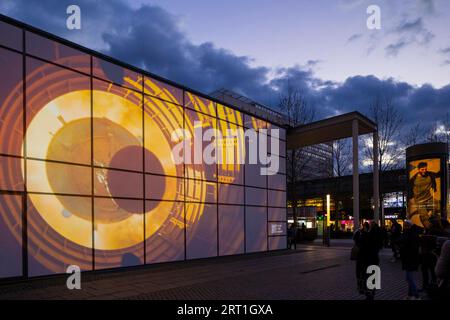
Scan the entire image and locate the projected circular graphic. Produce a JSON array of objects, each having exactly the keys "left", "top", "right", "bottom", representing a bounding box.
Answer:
[{"left": 0, "top": 54, "right": 244, "bottom": 274}]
